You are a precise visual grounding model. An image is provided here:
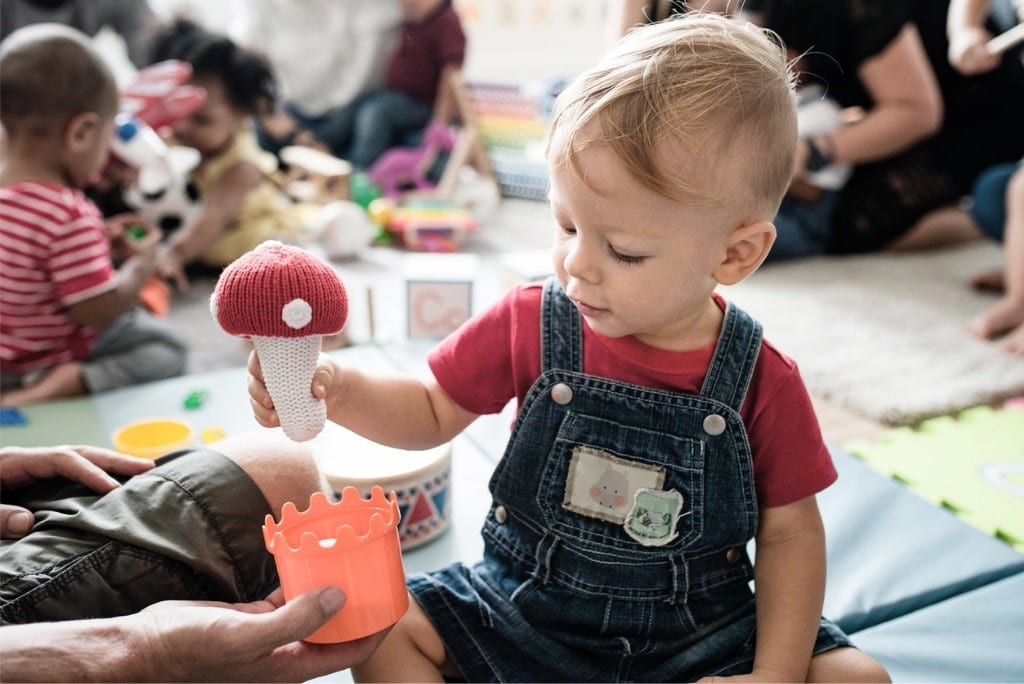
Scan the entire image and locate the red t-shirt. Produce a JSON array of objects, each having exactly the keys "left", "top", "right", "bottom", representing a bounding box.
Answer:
[
  {"left": 0, "top": 182, "right": 115, "bottom": 373},
  {"left": 386, "top": 2, "right": 466, "bottom": 105},
  {"left": 429, "top": 283, "right": 836, "bottom": 508}
]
